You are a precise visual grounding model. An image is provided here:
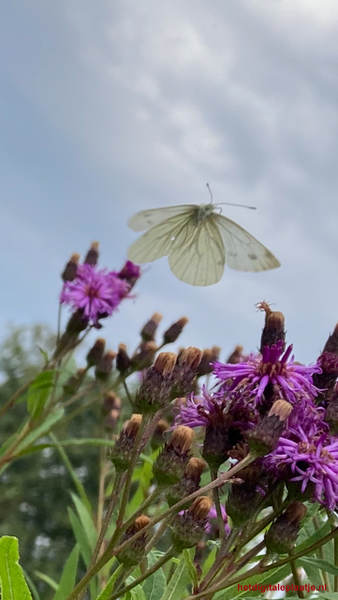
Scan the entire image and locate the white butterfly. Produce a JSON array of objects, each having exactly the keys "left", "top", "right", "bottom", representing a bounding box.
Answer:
[{"left": 127, "top": 202, "right": 281, "bottom": 286}]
